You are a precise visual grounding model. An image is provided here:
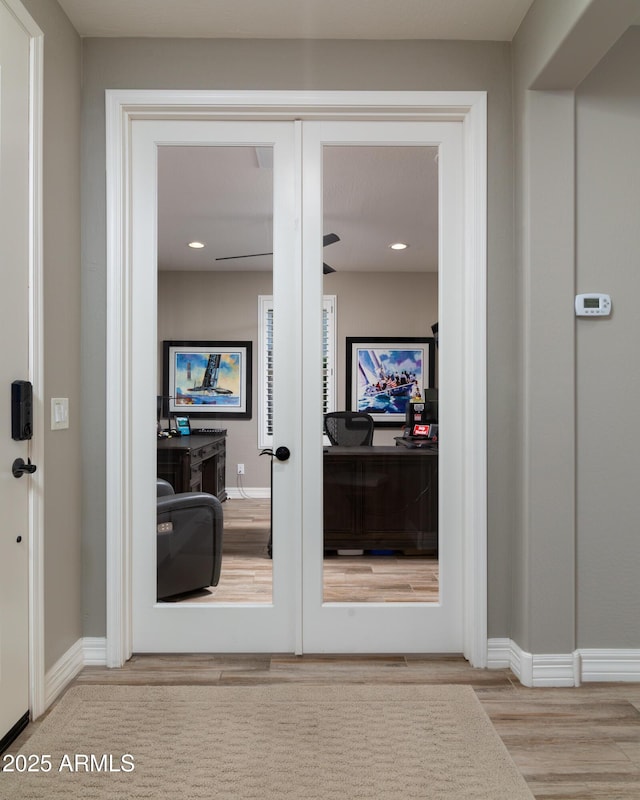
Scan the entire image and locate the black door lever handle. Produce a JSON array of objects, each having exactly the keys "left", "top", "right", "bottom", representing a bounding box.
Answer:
[
  {"left": 12, "top": 457, "right": 37, "bottom": 478},
  {"left": 260, "top": 446, "right": 291, "bottom": 462}
]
